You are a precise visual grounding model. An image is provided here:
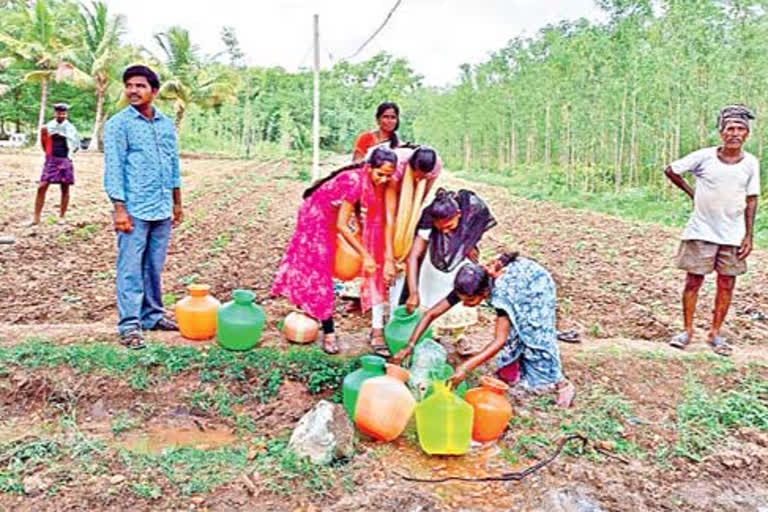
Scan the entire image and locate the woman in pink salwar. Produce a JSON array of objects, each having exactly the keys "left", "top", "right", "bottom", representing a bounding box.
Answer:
[{"left": 272, "top": 148, "right": 397, "bottom": 354}]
